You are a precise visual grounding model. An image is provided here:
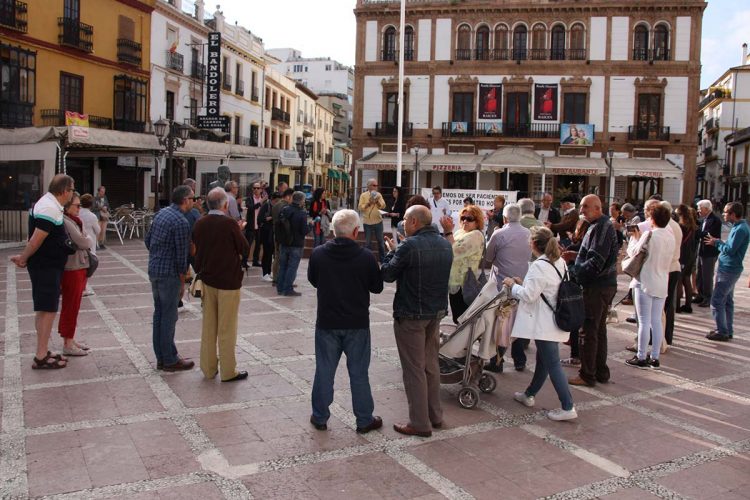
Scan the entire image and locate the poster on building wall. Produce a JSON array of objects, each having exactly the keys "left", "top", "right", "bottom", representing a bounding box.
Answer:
[
  {"left": 560, "top": 123, "right": 595, "bottom": 146},
  {"left": 478, "top": 83, "right": 502, "bottom": 119},
  {"left": 420, "top": 188, "right": 518, "bottom": 214},
  {"left": 205, "top": 32, "right": 221, "bottom": 118},
  {"left": 534, "top": 84, "right": 558, "bottom": 121}
]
